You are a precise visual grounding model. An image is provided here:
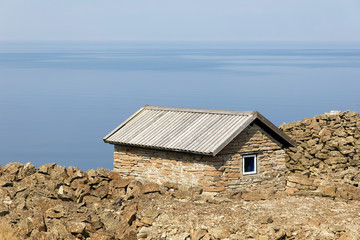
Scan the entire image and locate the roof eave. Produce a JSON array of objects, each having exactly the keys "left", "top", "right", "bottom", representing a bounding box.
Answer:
[
  {"left": 253, "top": 111, "right": 297, "bottom": 147},
  {"left": 103, "top": 105, "right": 148, "bottom": 141},
  {"left": 212, "top": 111, "right": 297, "bottom": 155},
  {"left": 105, "top": 141, "right": 214, "bottom": 156}
]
